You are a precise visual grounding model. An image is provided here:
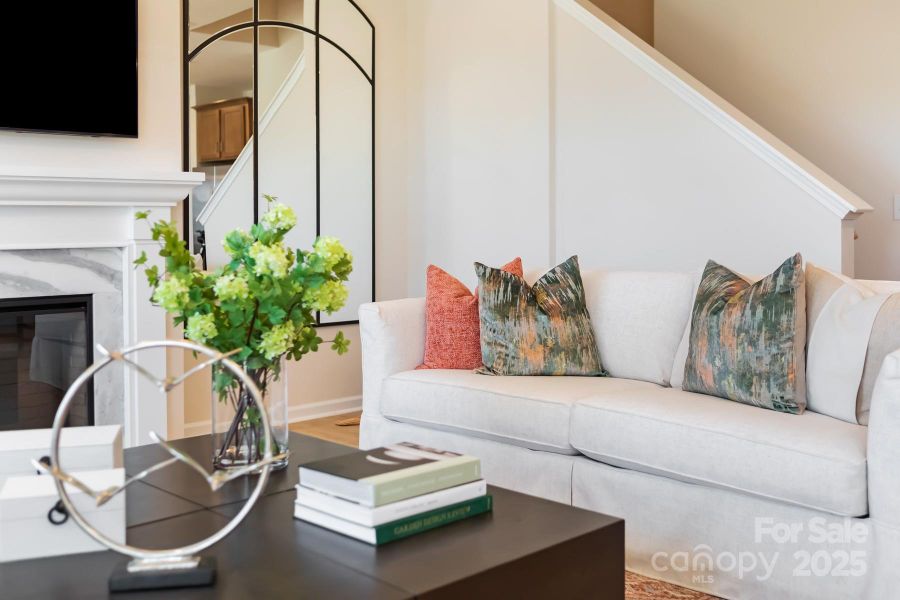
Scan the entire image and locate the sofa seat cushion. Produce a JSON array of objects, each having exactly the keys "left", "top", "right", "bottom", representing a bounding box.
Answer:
[
  {"left": 381, "top": 370, "right": 661, "bottom": 454},
  {"left": 570, "top": 388, "right": 868, "bottom": 516}
]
